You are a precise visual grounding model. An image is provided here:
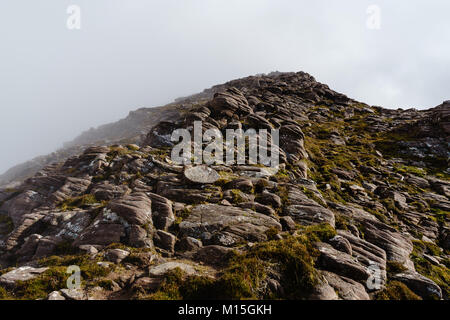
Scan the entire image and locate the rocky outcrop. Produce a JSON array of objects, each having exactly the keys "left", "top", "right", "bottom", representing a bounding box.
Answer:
[
  {"left": 392, "top": 272, "right": 442, "bottom": 300},
  {"left": 0, "top": 71, "right": 448, "bottom": 301},
  {"left": 284, "top": 185, "right": 335, "bottom": 227},
  {"left": 179, "top": 204, "right": 281, "bottom": 246},
  {"left": 107, "top": 192, "right": 152, "bottom": 226},
  {"left": 0, "top": 266, "right": 48, "bottom": 287},
  {"left": 322, "top": 271, "right": 370, "bottom": 300},
  {"left": 184, "top": 166, "right": 220, "bottom": 184}
]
